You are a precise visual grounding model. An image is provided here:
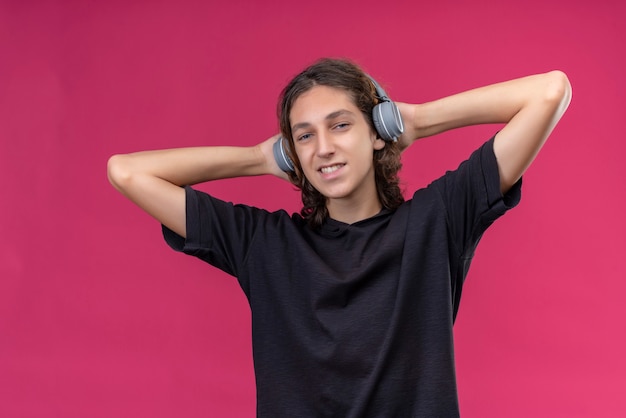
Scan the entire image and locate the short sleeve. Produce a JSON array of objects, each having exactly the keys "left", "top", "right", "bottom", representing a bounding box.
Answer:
[
  {"left": 431, "top": 136, "right": 522, "bottom": 258},
  {"left": 161, "top": 186, "right": 262, "bottom": 278}
]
